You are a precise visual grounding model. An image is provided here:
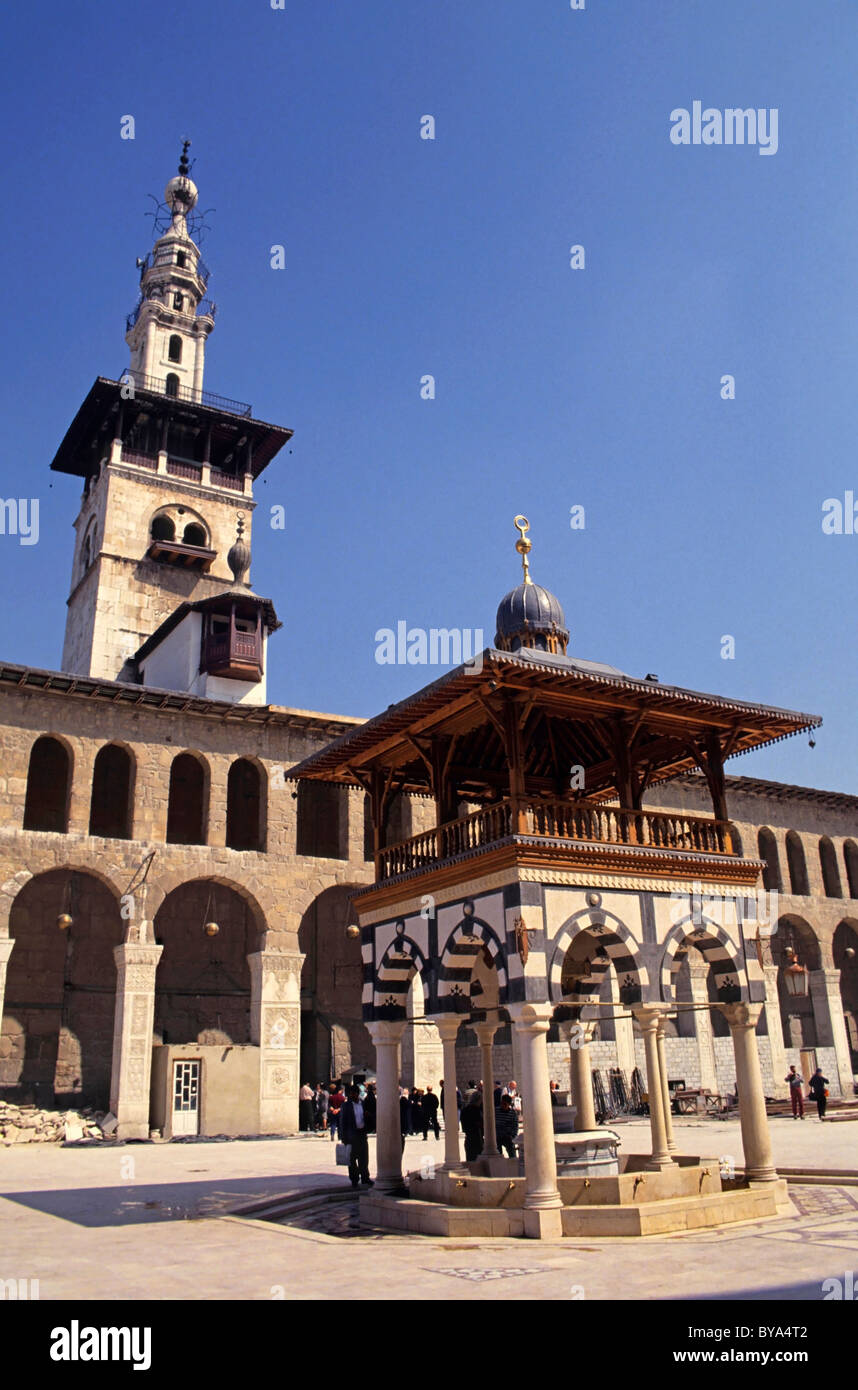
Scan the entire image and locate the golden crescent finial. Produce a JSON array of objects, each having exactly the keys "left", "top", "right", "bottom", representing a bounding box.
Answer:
[{"left": 513, "top": 514, "right": 532, "bottom": 584}]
